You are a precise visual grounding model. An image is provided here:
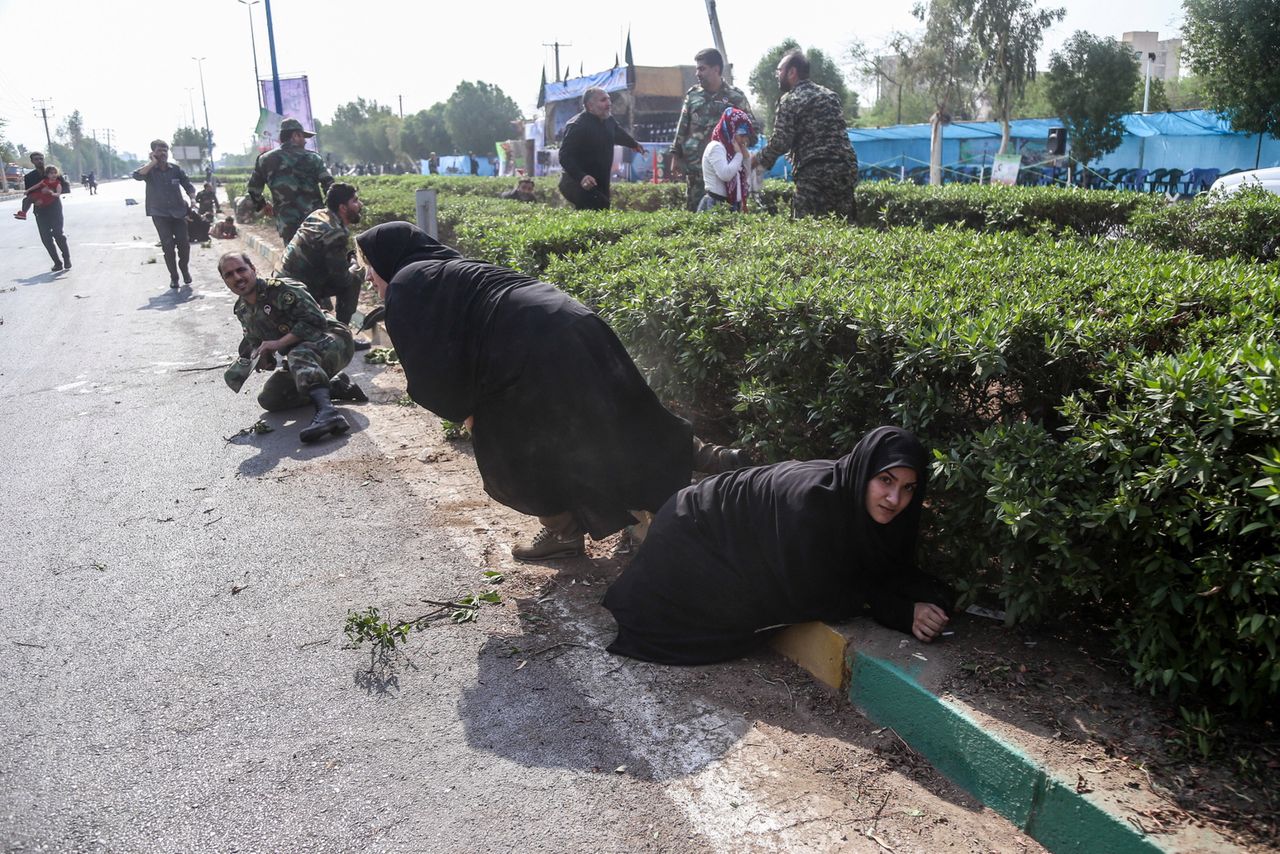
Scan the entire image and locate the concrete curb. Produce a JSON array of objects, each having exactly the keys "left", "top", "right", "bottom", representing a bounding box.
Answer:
[
  {"left": 771, "top": 622, "right": 1239, "bottom": 854},
  {"left": 240, "top": 231, "right": 282, "bottom": 272}
]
